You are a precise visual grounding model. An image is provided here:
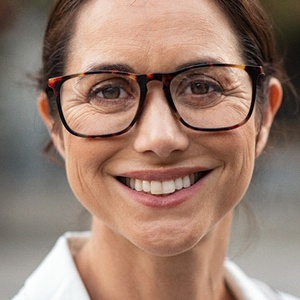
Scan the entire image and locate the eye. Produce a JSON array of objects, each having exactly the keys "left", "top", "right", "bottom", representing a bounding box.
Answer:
[
  {"left": 178, "top": 77, "right": 222, "bottom": 98},
  {"left": 84, "top": 76, "right": 139, "bottom": 113},
  {"left": 72, "top": 74, "right": 137, "bottom": 103},
  {"left": 92, "top": 83, "right": 130, "bottom": 100},
  {"left": 170, "top": 73, "right": 225, "bottom": 109},
  {"left": 189, "top": 81, "right": 214, "bottom": 95}
]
